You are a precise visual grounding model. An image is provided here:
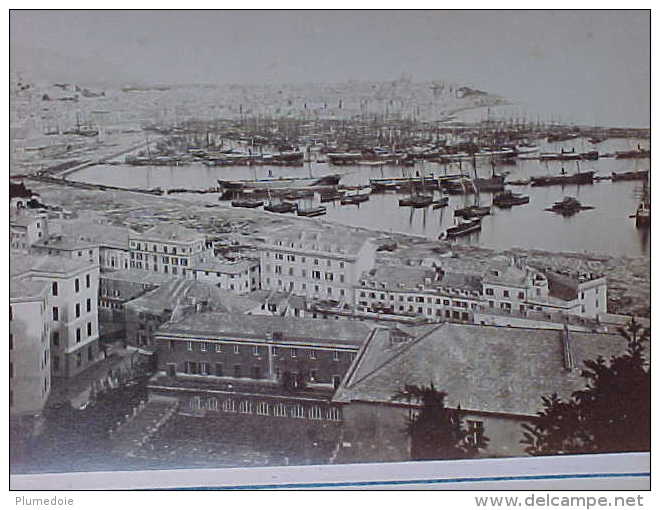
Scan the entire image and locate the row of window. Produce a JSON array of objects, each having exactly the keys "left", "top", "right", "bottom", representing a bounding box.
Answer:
[
  {"left": 359, "top": 292, "right": 476, "bottom": 308},
  {"left": 269, "top": 252, "right": 346, "bottom": 269},
  {"left": 130, "top": 261, "right": 187, "bottom": 275},
  {"left": 270, "top": 265, "right": 345, "bottom": 283},
  {"left": 51, "top": 298, "right": 93, "bottom": 321},
  {"left": 51, "top": 274, "right": 92, "bottom": 297},
  {"left": 51, "top": 321, "right": 94, "bottom": 346},
  {"left": 485, "top": 288, "right": 525, "bottom": 300},
  {"left": 266, "top": 278, "right": 348, "bottom": 297},
  {"left": 130, "top": 242, "right": 195, "bottom": 254},
  {"left": 188, "top": 396, "right": 342, "bottom": 421},
  {"left": 178, "top": 340, "right": 348, "bottom": 361},
  {"left": 131, "top": 252, "right": 189, "bottom": 266}
]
